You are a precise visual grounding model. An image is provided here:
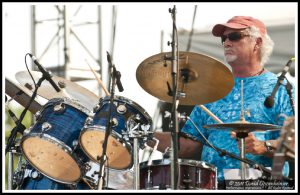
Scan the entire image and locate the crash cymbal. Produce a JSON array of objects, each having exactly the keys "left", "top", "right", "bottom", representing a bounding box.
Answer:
[
  {"left": 203, "top": 123, "right": 281, "bottom": 133},
  {"left": 5, "top": 77, "right": 43, "bottom": 114},
  {"left": 15, "top": 71, "right": 99, "bottom": 111},
  {"left": 136, "top": 51, "right": 234, "bottom": 105}
]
